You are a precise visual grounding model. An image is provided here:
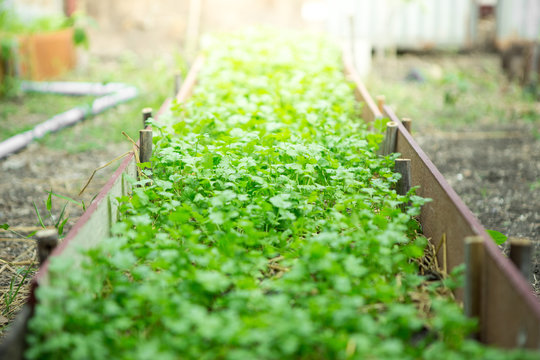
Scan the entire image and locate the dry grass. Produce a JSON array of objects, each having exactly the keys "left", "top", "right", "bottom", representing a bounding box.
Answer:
[
  {"left": 412, "top": 233, "right": 457, "bottom": 322},
  {"left": 0, "top": 227, "right": 39, "bottom": 337}
]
